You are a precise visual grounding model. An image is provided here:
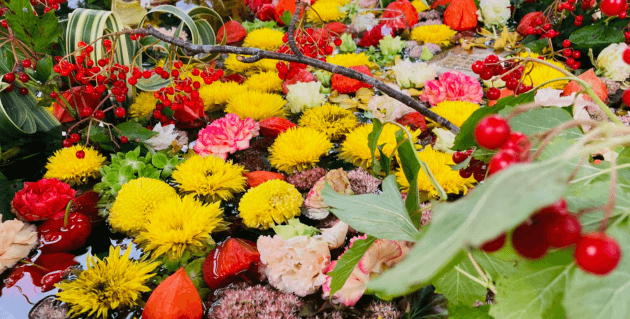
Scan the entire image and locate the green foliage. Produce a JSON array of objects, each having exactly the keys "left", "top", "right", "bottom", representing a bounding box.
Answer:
[
  {"left": 499, "top": 107, "right": 582, "bottom": 139},
  {"left": 339, "top": 33, "right": 358, "bottom": 53},
  {"left": 272, "top": 218, "right": 320, "bottom": 239},
  {"left": 33, "top": 55, "right": 53, "bottom": 84},
  {"left": 569, "top": 19, "right": 626, "bottom": 55},
  {"left": 449, "top": 305, "right": 493, "bottom": 319},
  {"left": 185, "top": 257, "right": 212, "bottom": 299},
  {"left": 0, "top": 47, "right": 15, "bottom": 74},
  {"left": 115, "top": 122, "right": 158, "bottom": 142},
  {"left": 0, "top": 180, "right": 23, "bottom": 221},
  {"left": 327, "top": 236, "right": 377, "bottom": 296},
  {"left": 242, "top": 20, "right": 279, "bottom": 32},
  {"left": 368, "top": 119, "right": 385, "bottom": 175},
  {"left": 5, "top": 0, "right": 62, "bottom": 54},
  {"left": 280, "top": 11, "right": 292, "bottom": 26},
  {"left": 406, "top": 285, "right": 448, "bottom": 319}
]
